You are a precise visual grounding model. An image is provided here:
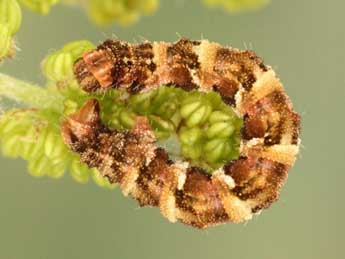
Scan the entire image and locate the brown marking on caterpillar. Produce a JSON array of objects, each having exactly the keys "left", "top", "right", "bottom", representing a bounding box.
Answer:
[
  {"left": 224, "top": 156, "right": 289, "bottom": 206},
  {"left": 73, "top": 59, "right": 102, "bottom": 92},
  {"left": 62, "top": 39, "right": 301, "bottom": 229},
  {"left": 76, "top": 39, "right": 266, "bottom": 100},
  {"left": 83, "top": 49, "right": 114, "bottom": 88}
]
